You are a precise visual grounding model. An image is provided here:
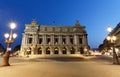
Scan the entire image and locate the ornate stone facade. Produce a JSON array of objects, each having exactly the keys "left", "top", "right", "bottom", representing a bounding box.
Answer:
[{"left": 20, "top": 19, "right": 89, "bottom": 56}]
